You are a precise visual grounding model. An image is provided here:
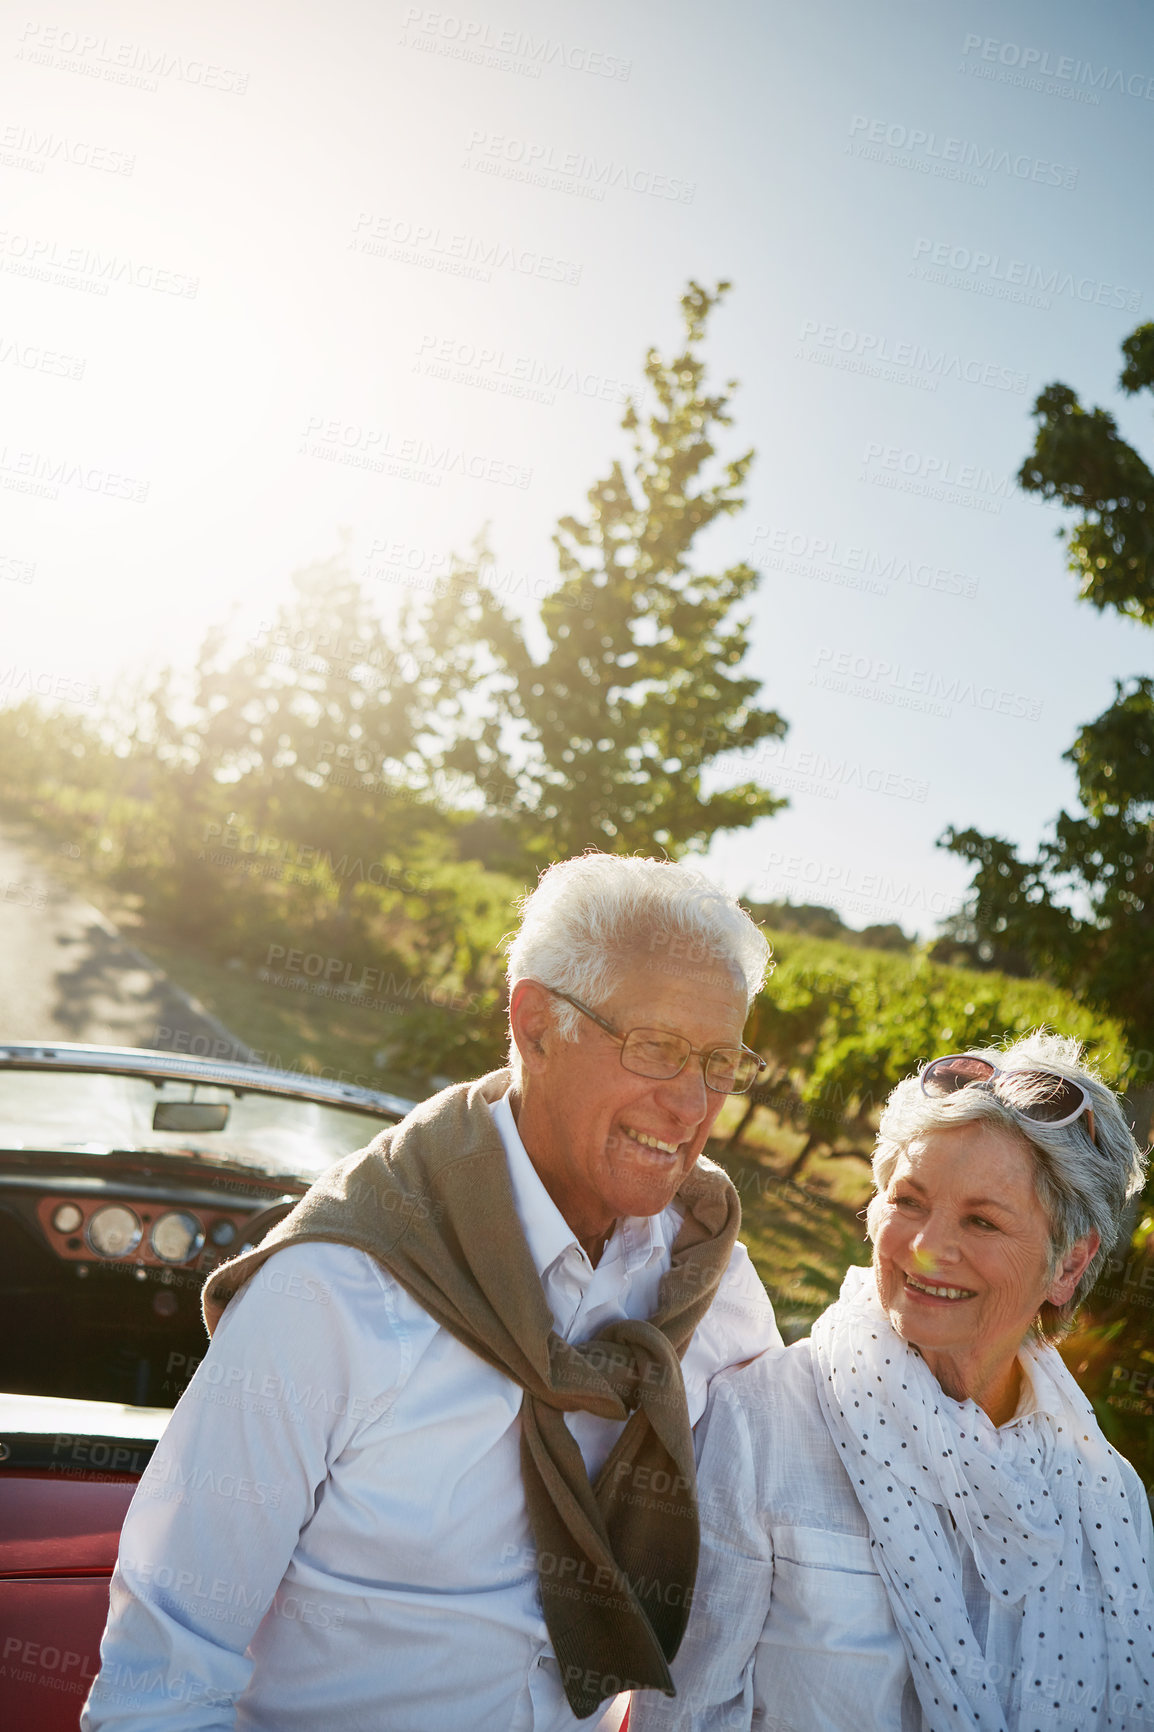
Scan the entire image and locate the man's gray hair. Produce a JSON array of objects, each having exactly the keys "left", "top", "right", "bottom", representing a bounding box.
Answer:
[
  {"left": 504, "top": 853, "right": 772, "bottom": 1083},
  {"left": 865, "top": 1030, "right": 1149, "bottom": 1335}
]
